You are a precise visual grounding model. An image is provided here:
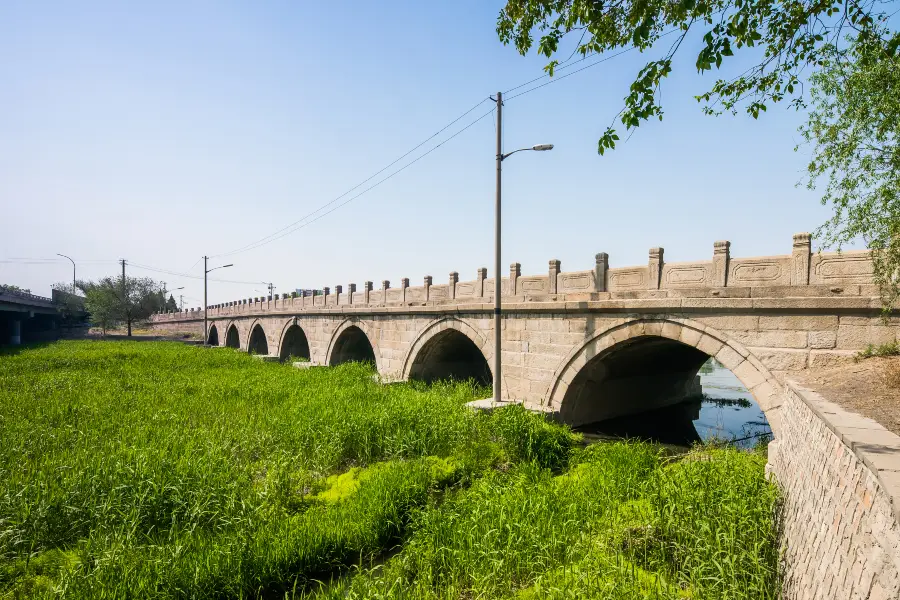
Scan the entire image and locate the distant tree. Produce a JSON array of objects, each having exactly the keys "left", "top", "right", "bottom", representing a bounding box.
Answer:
[
  {"left": 81, "top": 277, "right": 122, "bottom": 335},
  {"left": 0, "top": 284, "right": 31, "bottom": 294},
  {"left": 80, "top": 275, "right": 164, "bottom": 336},
  {"left": 51, "top": 282, "right": 86, "bottom": 328},
  {"left": 166, "top": 294, "right": 178, "bottom": 312}
]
